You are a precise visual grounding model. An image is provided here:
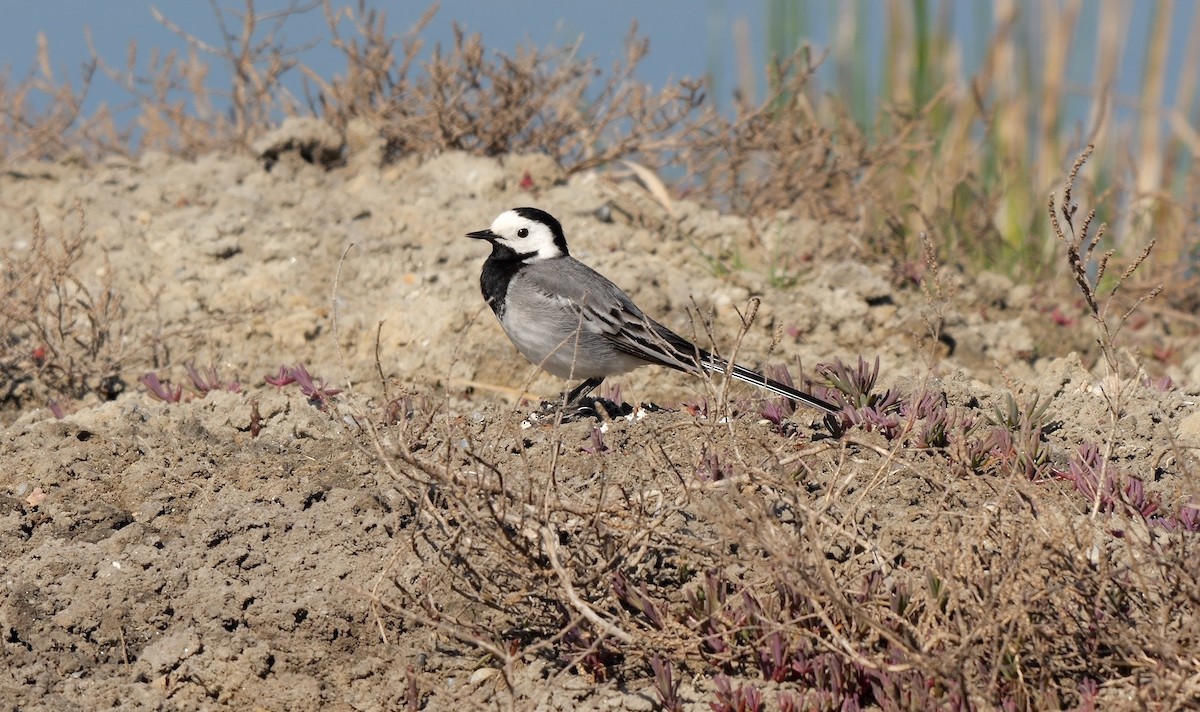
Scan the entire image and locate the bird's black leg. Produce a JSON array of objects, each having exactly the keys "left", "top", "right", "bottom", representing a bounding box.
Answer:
[
  {"left": 565, "top": 377, "right": 604, "bottom": 406},
  {"left": 532, "top": 377, "right": 606, "bottom": 423}
]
